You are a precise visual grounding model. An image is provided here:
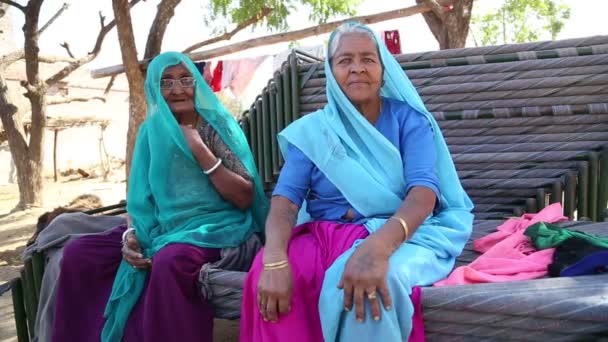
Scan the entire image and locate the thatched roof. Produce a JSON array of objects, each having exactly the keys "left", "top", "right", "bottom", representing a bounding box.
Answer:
[{"left": 0, "top": 116, "right": 110, "bottom": 144}]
